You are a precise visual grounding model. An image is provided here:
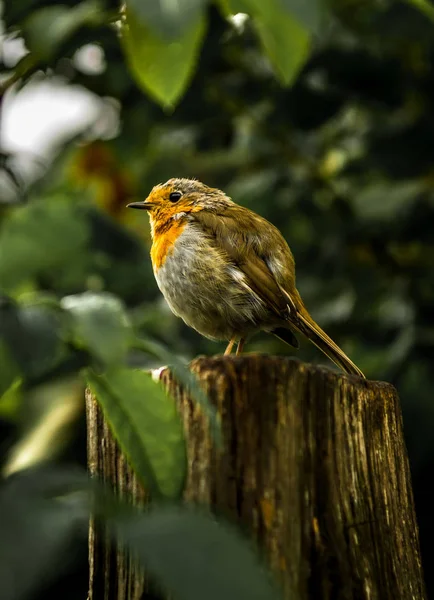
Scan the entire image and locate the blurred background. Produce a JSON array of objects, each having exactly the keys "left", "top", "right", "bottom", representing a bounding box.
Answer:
[{"left": 1, "top": 0, "right": 434, "bottom": 598}]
